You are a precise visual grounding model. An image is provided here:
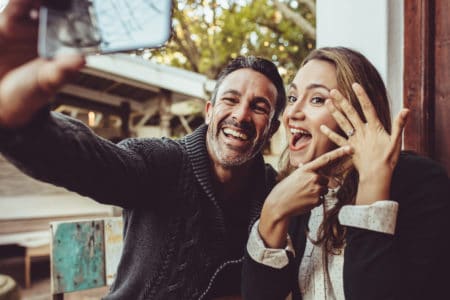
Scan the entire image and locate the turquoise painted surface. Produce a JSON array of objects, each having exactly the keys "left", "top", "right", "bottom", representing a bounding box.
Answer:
[{"left": 52, "top": 220, "right": 105, "bottom": 293}]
